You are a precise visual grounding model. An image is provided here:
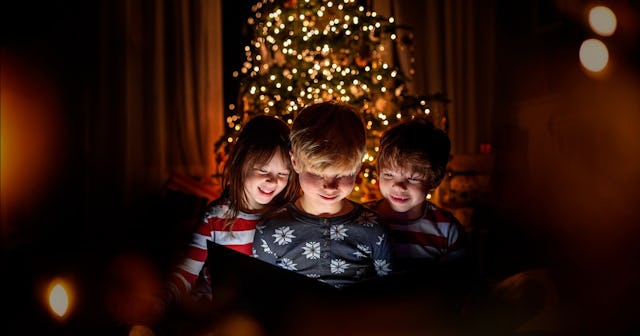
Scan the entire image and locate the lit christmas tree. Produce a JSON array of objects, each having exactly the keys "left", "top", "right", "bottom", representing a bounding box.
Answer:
[{"left": 217, "top": 0, "right": 443, "bottom": 201}]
